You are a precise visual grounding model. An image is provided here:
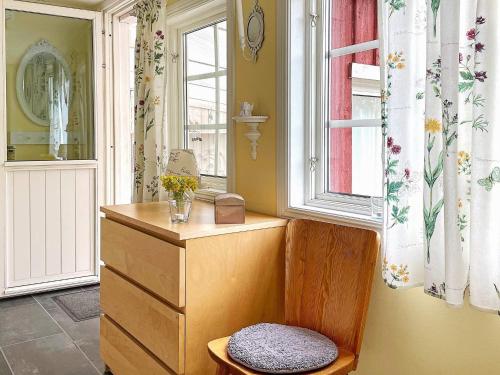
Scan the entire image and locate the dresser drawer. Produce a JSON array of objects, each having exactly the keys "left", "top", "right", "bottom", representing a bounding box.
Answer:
[
  {"left": 101, "top": 267, "right": 185, "bottom": 374},
  {"left": 101, "top": 315, "right": 175, "bottom": 375},
  {"left": 101, "top": 218, "right": 185, "bottom": 307}
]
